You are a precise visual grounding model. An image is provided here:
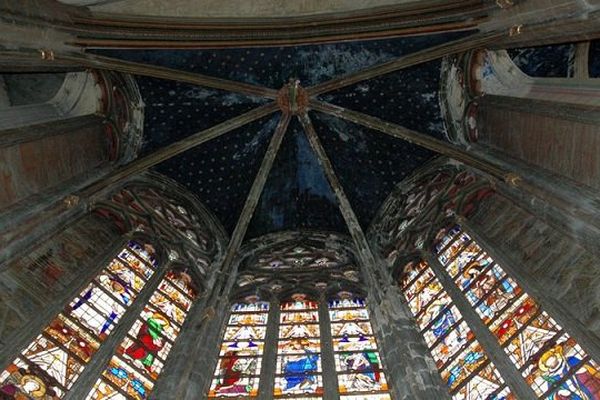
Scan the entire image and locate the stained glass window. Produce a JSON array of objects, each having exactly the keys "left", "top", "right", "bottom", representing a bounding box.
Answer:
[
  {"left": 329, "top": 298, "right": 391, "bottom": 399},
  {"left": 400, "top": 260, "right": 512, "bottom": 399},
  {"left": 434, "top": 225, "right": 600, "bottom": 399},
  {"left": 86, "top": 268, "right": 198, "bottom": 400},
  {"left": 275, "top": 299, "right": 323, "bottom": 397},
  {"left": 0, "top": 241, "right": 157, "bottom": 399},
  {"left": 209, "top": 302, "right": 270, "bottom": 397},
  {"left": 210, "top": 295, "right": 392, "bottom": 399}
]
